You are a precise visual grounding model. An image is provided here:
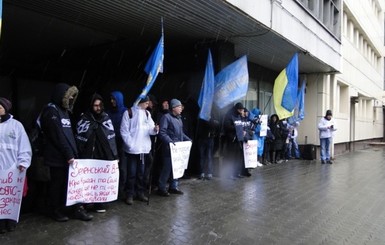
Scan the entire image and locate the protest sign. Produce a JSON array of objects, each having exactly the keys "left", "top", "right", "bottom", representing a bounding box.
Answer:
[
  {"left": 66, "top": 159, "right": 119, "bottom": 206},
  {"left": 260, "top": 115, "right": 268, "bottom": 137},
  {"left": 170, "top": 141, "right": 192, "bottom": 179},
  {"left": 0, "top": 169, "right": 26, "bottom": 222},
  {"left": 243, "top": 140, "right": 259, "bottom": 168}
]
